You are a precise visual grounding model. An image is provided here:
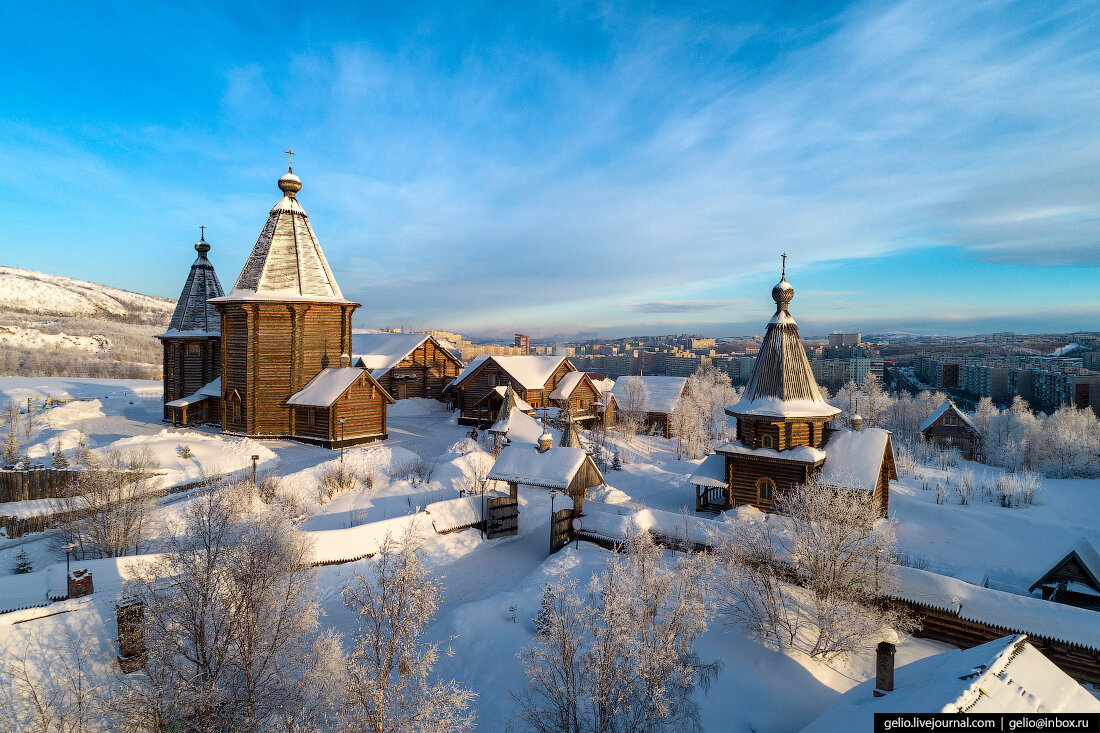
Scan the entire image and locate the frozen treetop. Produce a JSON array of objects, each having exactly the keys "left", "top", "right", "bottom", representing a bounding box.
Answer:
[
  {"left": 448, "top": 354, "right": 568, "bottom": 391},
  {"left": 610, "top": 375, "right": 688, "bottom": 414},
  {"left": 161, "top": 234, "right": 224, "bottom": 335},
  {"left": 687, "top": 454, "right": 727, "bottom": 488},
  {"left": 819, "top": 427, "right": 891, "bottom": 492},
  {"left": 286, "top": 367, "right": 392, "bottom": 407},
  {"left": 212, "top": 167, "right": 351, "bottom": 304},
  {"left": 488, "top": 443, "right": 600, "bottom": 490},
  {"left": 919, "top": 400, "right": 977, "bottom": 433},
  {"left": 352, "top": 332, "right": 431, "bottom": 378},
  {"left": 803, "top": 635, "right": 1100, "bottom": 731},
  {"left": 728, "top": 268, "right": 839, "bottom": 420}
]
